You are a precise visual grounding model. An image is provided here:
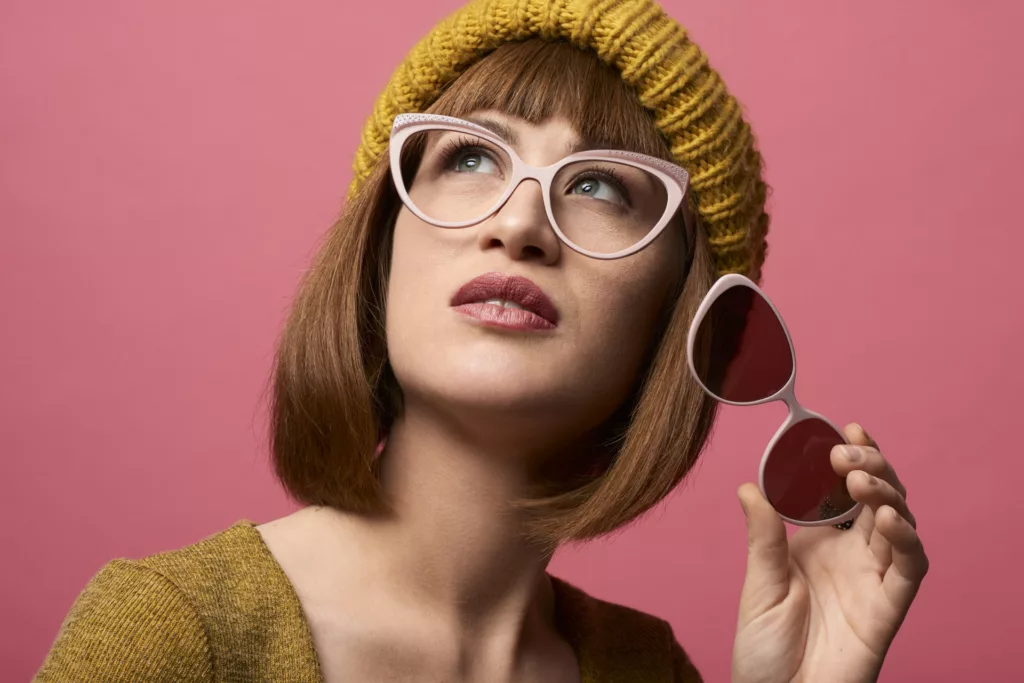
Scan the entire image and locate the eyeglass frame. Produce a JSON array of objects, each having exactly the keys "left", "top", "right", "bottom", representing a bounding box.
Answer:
[
  {"left": 685, "top": 273, "right": 864, "bottom": 528},
  {"left": 388, "top": 113, "right": 694, "bottom": 261}
]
